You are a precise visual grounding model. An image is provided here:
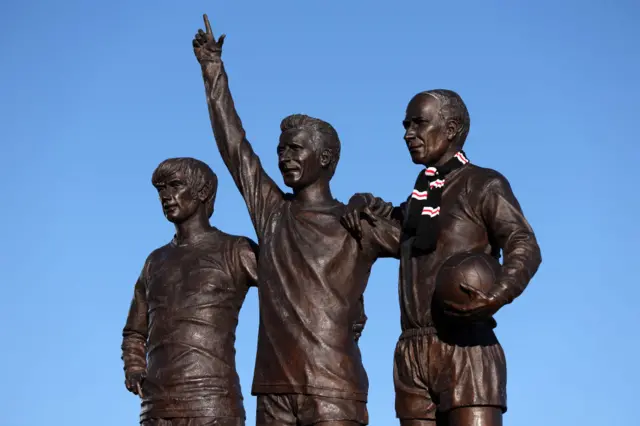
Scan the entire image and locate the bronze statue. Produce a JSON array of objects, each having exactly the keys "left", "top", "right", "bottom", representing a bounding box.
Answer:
[
  {"left": 121, "top": 158, "right": 258, "bottom": 426},
  {"left": 343, "top": 90, "right": 542, "bottom": 426},
  {"left": 193, "top": 15, "right": 400, "bottom": 426}
]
